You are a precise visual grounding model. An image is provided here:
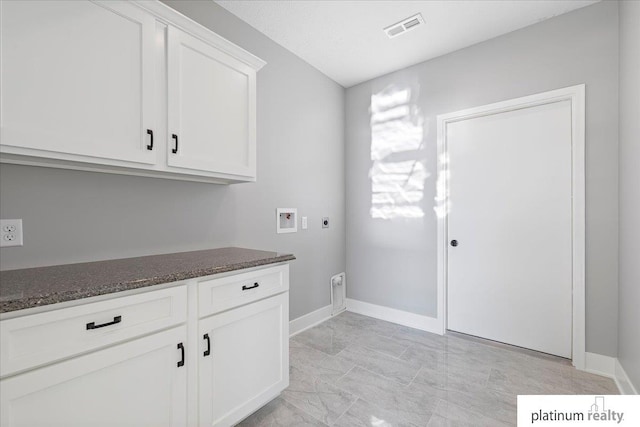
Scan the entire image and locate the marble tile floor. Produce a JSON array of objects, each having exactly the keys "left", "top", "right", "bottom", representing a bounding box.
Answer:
[{"left": 239, "top": 311, "right": 618, "bottom": 427}]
